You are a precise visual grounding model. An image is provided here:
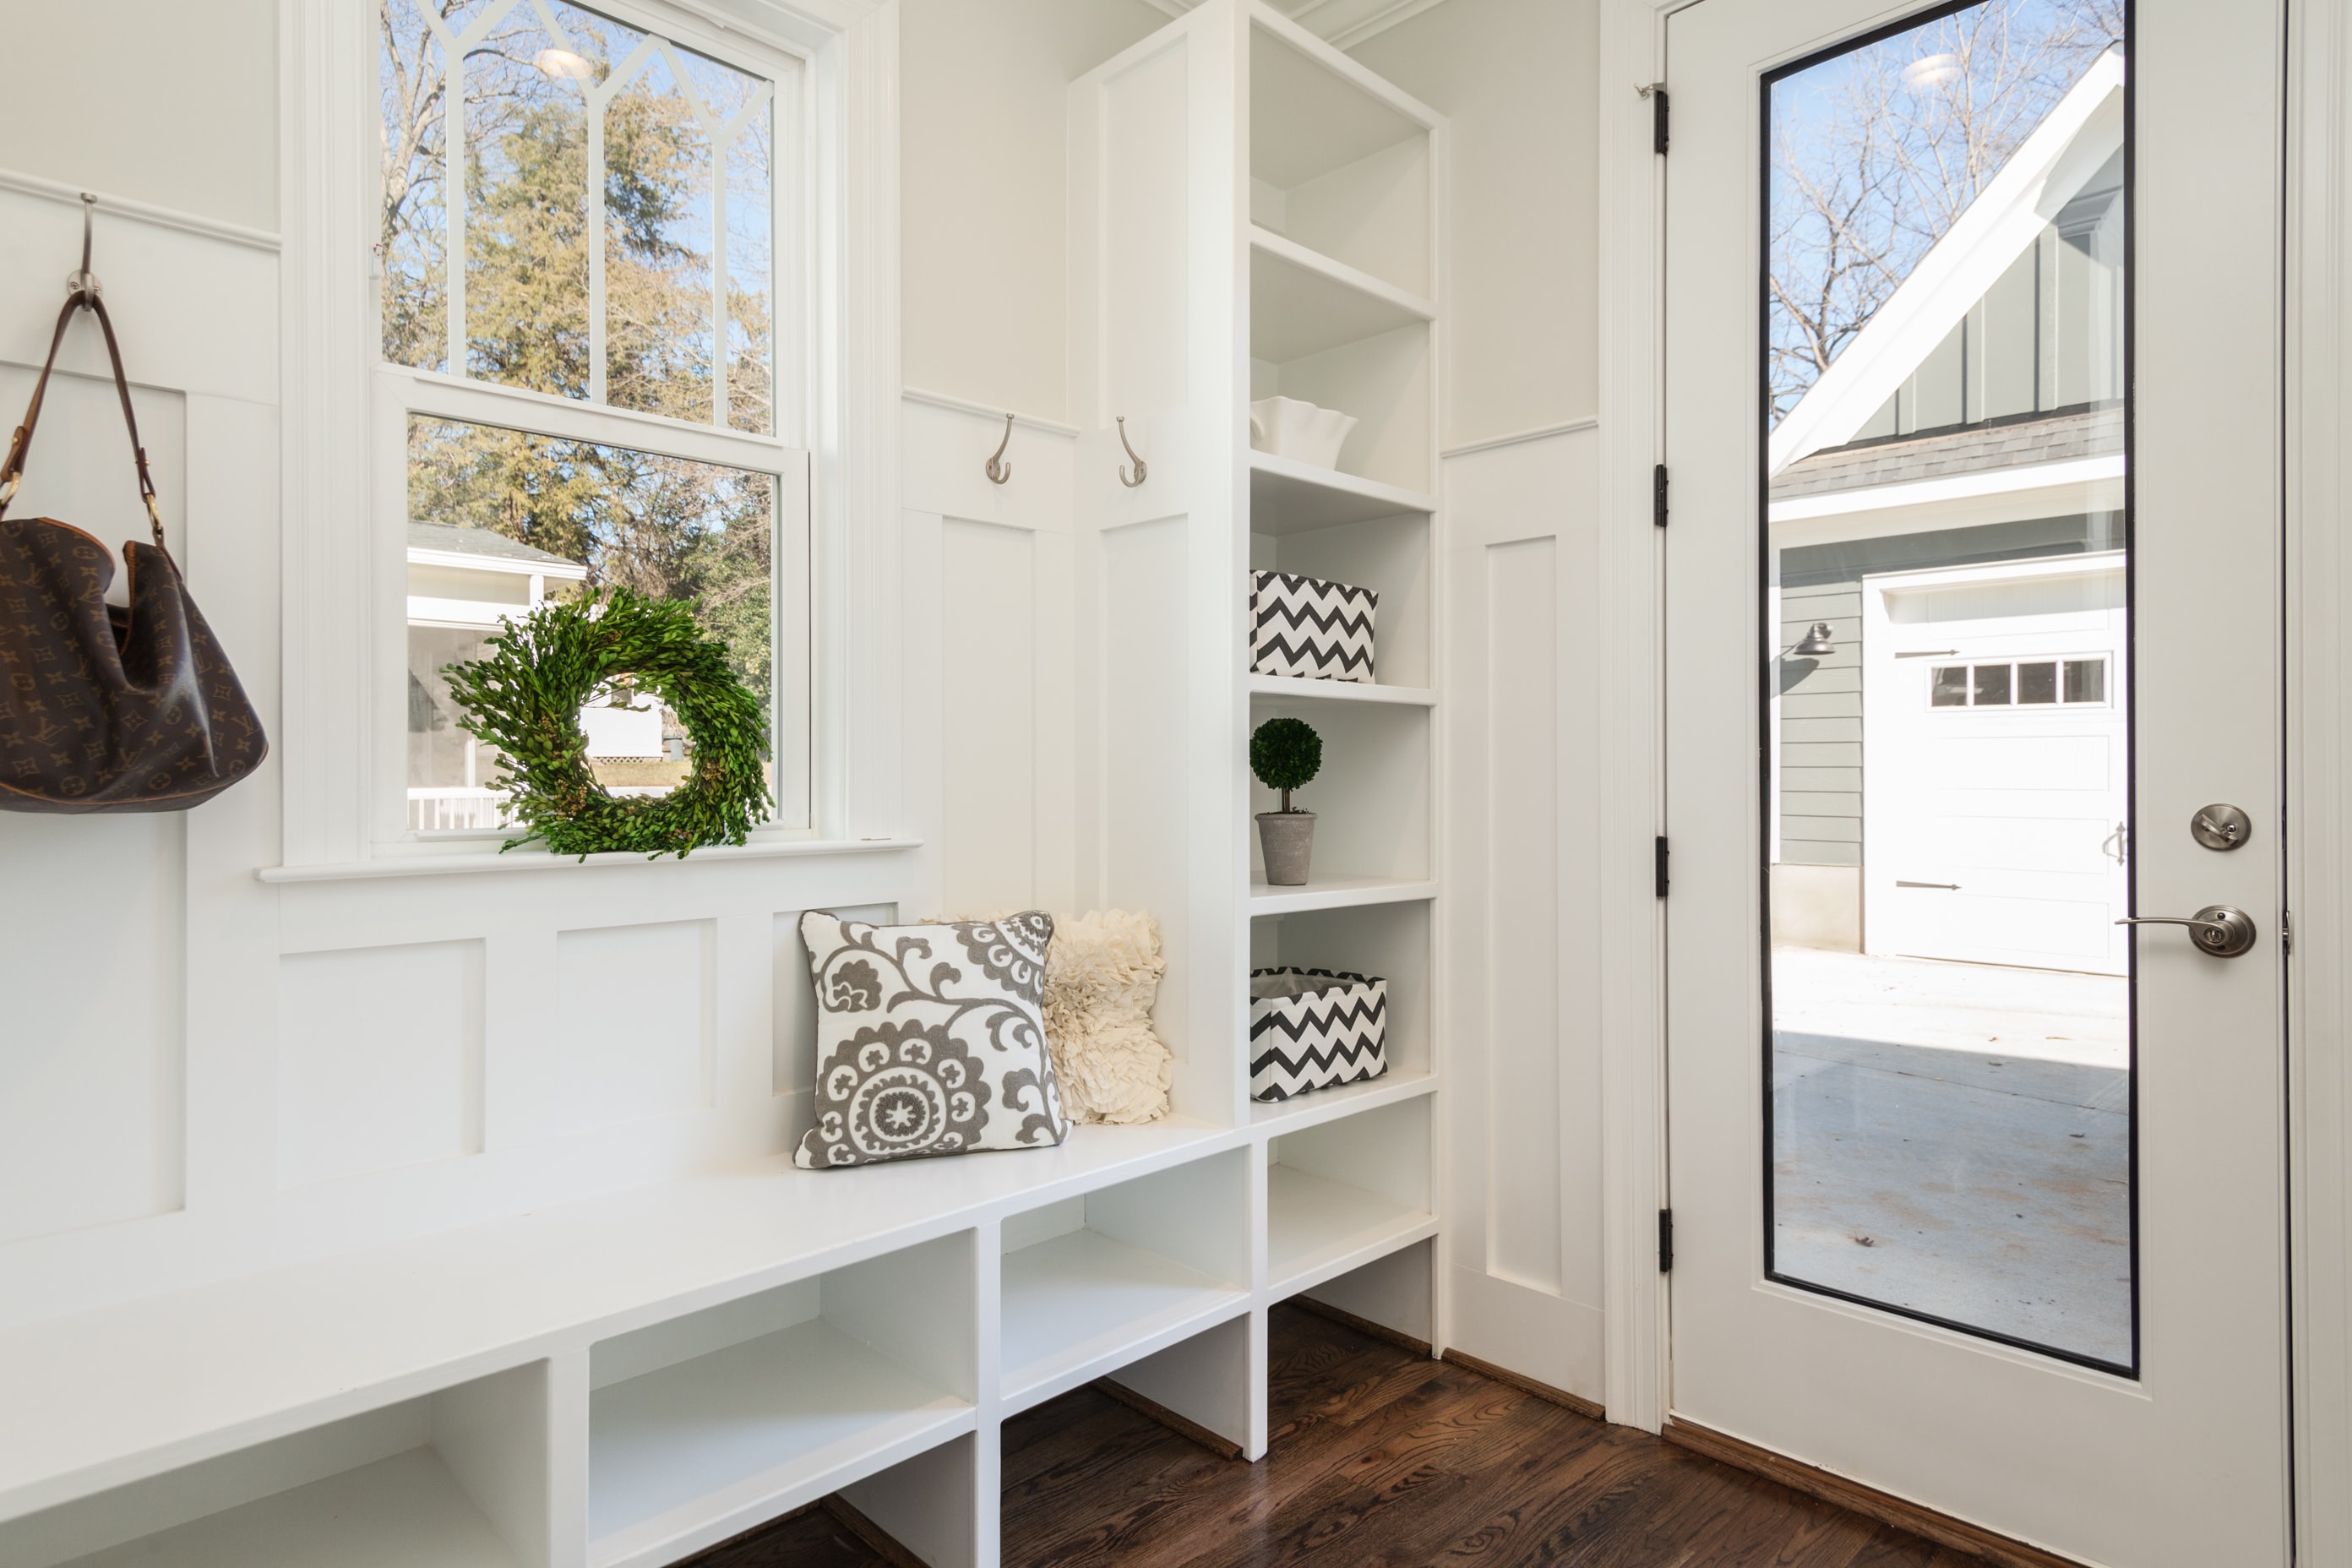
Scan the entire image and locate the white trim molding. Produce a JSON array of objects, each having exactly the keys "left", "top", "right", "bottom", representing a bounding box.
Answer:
[
  {"left": 901, "top": 385, "right": 1081, "bottom": 439},
  {"left": 1439, "top": 416, "right": 1601, "bottom": 460},
  {"left": 2289, "top": 0, "right": 2352, "bottom": 1557},
  {"left": 1144, "top": 0, "right": 1453, "bottom": 50},
  {"left": 0, "top": 168, "right": 280, "bottom": 253},
  {"left": 1593, "top": 0, "right": 1686, "bottom": 1435}
]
